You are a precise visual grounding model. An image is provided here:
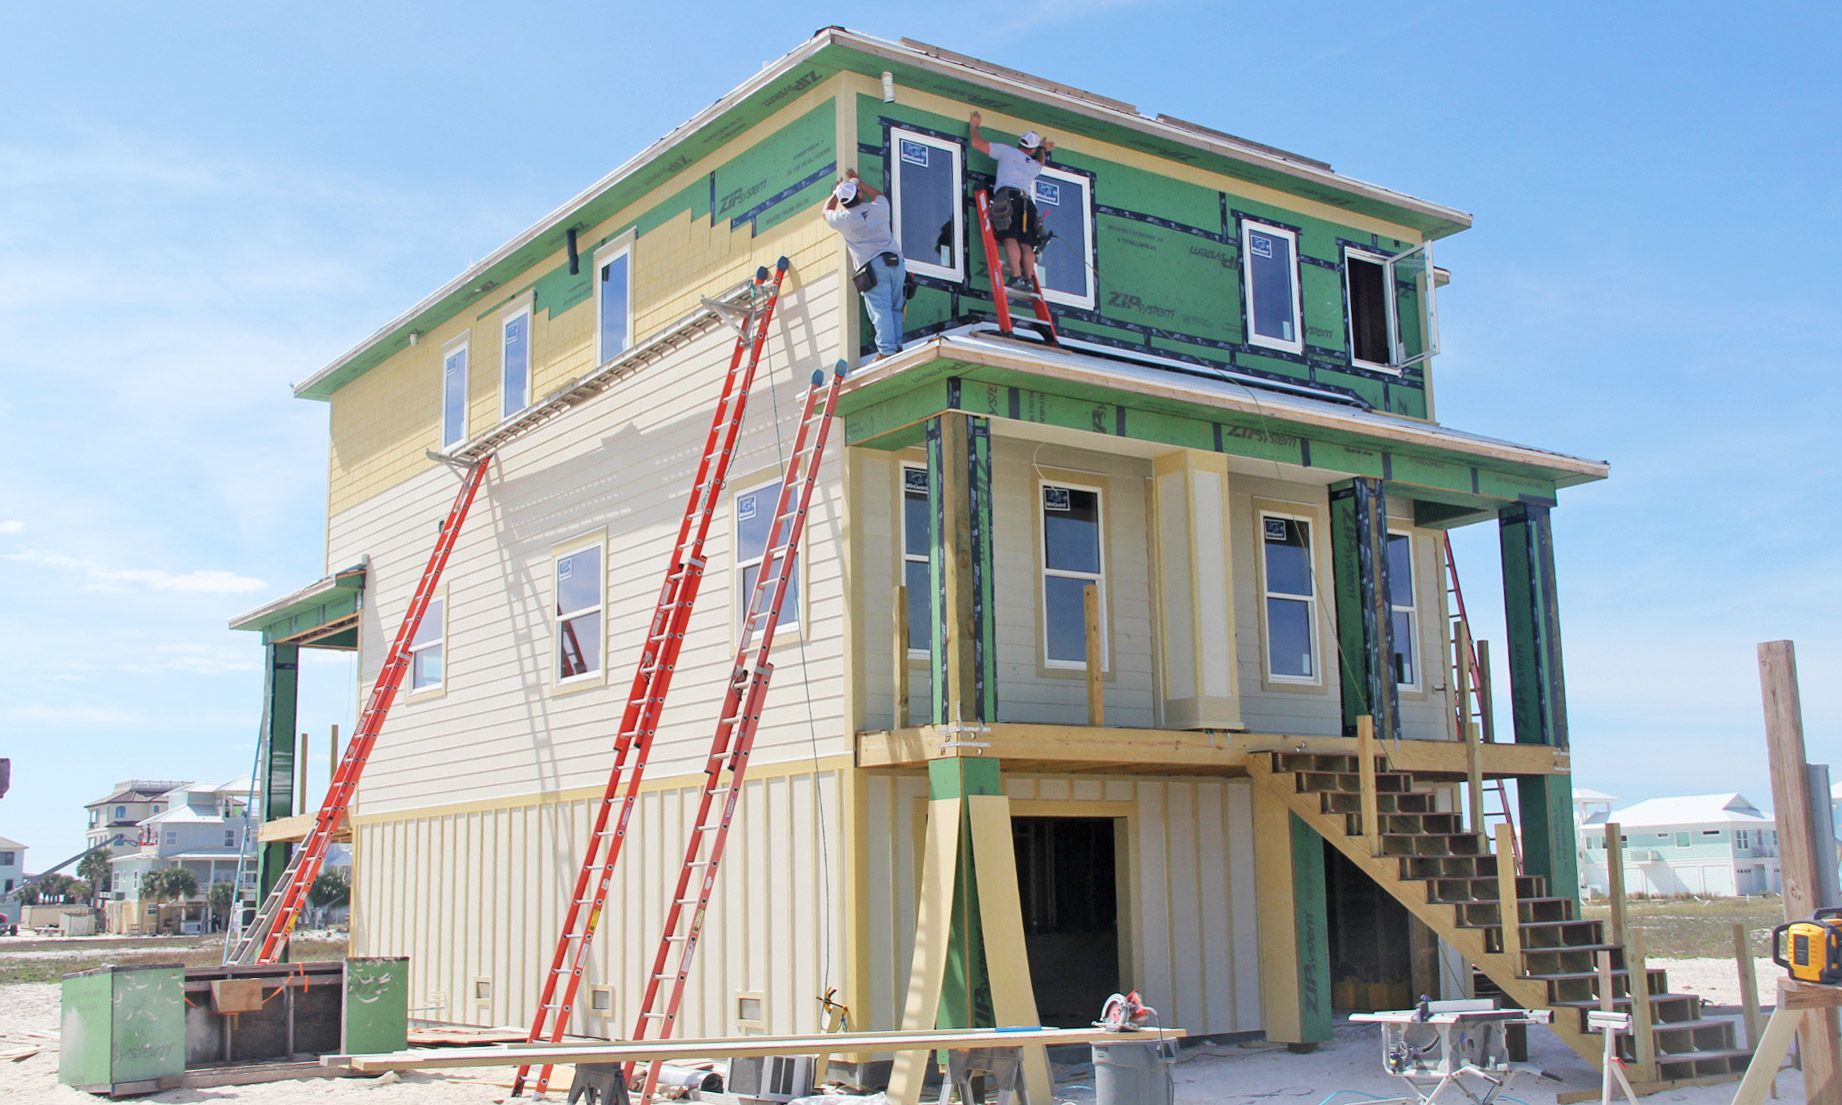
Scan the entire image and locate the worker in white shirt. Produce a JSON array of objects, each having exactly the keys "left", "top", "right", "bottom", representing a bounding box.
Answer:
[
  {"left": 821, "top": 169, "right": 906, "bottom": 358},
  {"left": 969, "top": 111, "right": 1054, "bottom": 291}
]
